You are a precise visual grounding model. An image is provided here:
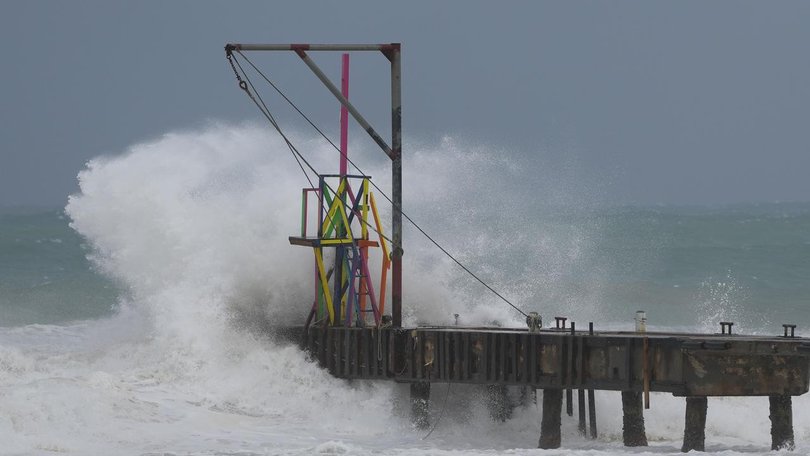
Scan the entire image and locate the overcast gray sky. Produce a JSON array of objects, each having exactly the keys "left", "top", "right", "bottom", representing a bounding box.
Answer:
[{"left": 2, "top": 1, "right": 809, "bottom": 207}]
